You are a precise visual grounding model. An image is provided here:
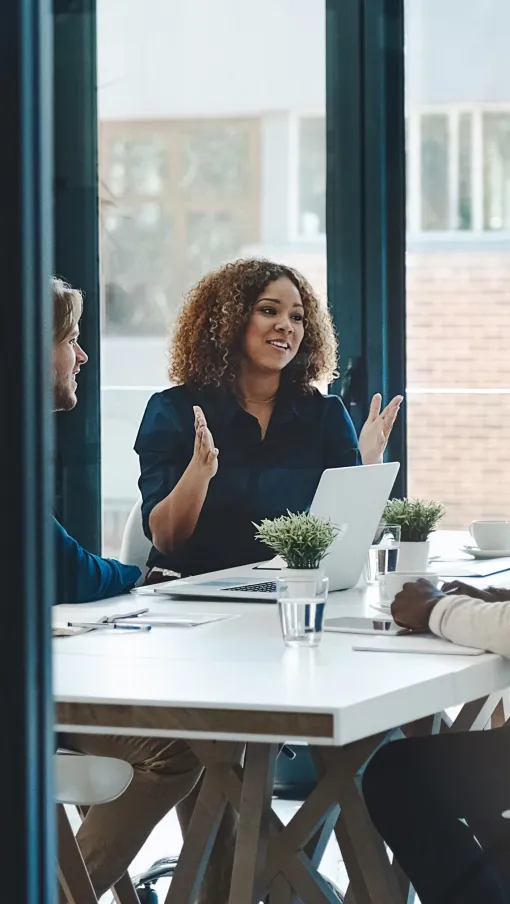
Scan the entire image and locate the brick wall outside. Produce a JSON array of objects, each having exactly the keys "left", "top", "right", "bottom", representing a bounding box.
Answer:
[
  {"left": 407, "top": 251, "right": 510, "bottom": 529},
  {"left": 280, "top": 248, "right": 510, "bottom": 530}
]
